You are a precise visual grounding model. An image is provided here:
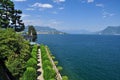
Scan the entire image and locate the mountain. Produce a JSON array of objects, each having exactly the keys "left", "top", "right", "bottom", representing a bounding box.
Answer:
[
  {"left": 98, "top": 26, "right": 120, "bottom": 35},
  {"left": 34, "top": 26, "right": 66, "bottom": 34},
  {"left": 63, "top": 29, "right": 93, "bottom": 34}
]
